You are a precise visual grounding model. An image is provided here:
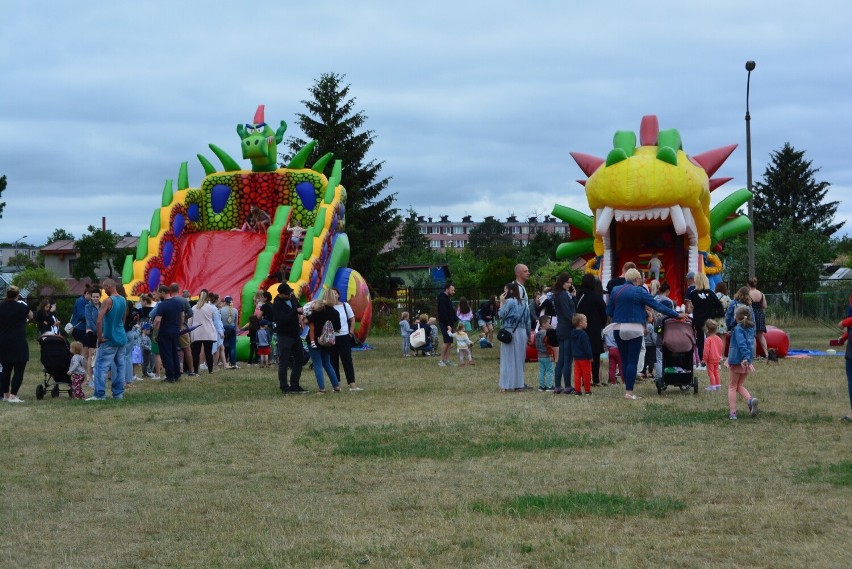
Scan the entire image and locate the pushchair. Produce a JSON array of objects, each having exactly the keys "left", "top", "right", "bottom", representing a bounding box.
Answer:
[
  {"left": 36, "top": 334, "right": 74, "bottom": 399},
  {"left": 655, "top": 317, "right": 698, "bottom": 395}
]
